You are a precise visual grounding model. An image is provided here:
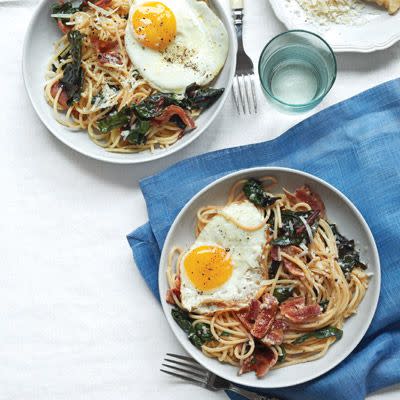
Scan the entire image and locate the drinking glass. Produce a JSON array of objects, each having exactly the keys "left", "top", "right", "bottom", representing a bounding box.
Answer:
[{"left": 258, "top": 30, "right": 337, "bottom": 113}]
